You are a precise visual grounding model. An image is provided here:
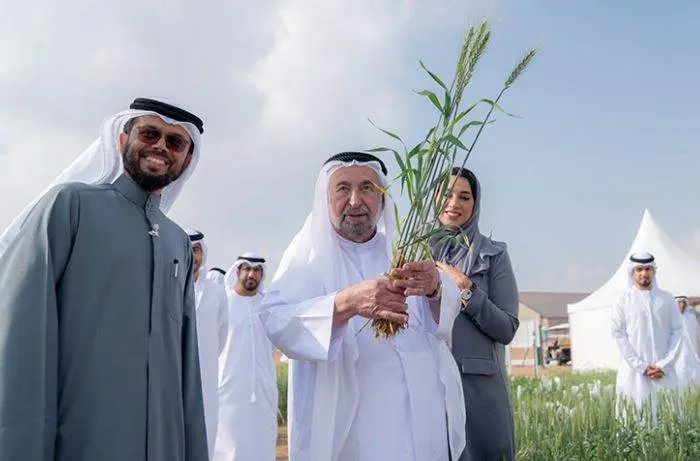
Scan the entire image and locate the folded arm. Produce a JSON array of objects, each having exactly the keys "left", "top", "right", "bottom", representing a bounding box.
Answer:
[
  {"left": 261, "top": 290, "right": 339, "bottom": 362},
  {"left": 458, "top": 251, "right": 520, "bottom": 345},
  {"left": 262, "top": 278, "right": 410, "bottom": 361}
]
